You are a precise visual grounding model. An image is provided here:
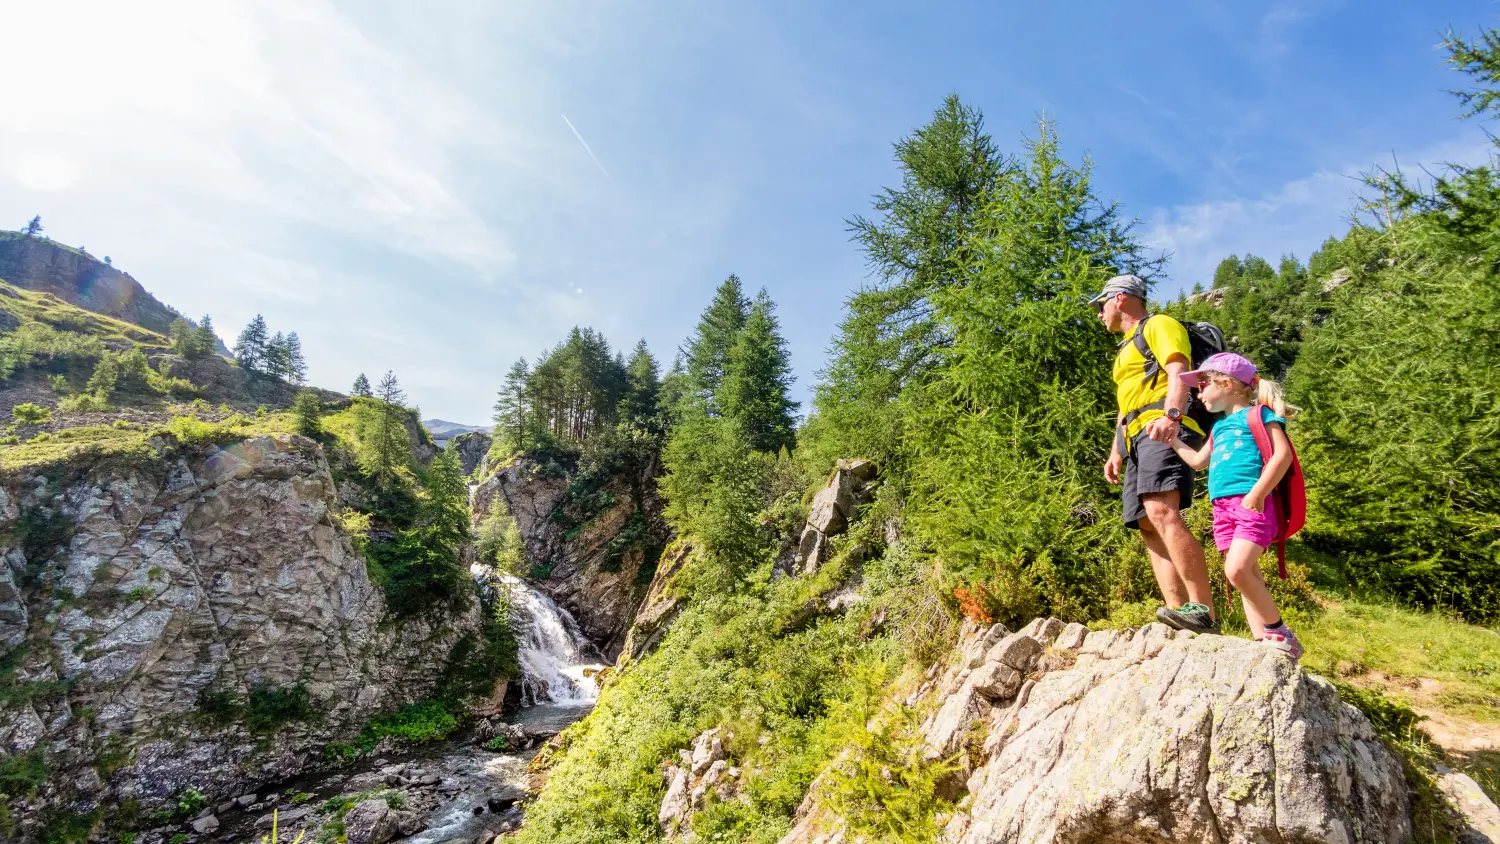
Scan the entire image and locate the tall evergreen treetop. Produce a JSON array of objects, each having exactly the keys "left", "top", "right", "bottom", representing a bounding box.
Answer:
[
  {"left": 189, "top": 315, "right": 217, "bottom": 360},
  {"left": 234, "top": 315, "right": 270, "bottom": 374},
  {"left": 620, "top": 339, "right": 661, "bottom": 428},
  {"left": 352, "top": 373, "right": 372, "bottom": 397},
  {"left": 493, "top": 357, "right": 531, "bottom": 451},
  {"left": 681, "top": 275, "right": 749, "bottom": 406},
  {"left": 284, "top": 332, "right": 307, "bottom": 384},
  {"left": 719, "top": 289, "right": 798, "bottom": 453}
]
